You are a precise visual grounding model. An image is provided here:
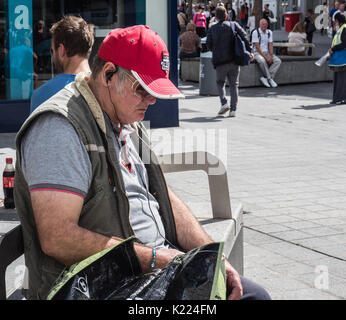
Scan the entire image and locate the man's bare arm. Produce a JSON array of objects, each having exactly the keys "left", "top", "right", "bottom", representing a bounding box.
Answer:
[
  {"left": 254, "top": 43, "right": 266, "bottom": 58},
  {"left": 167, "top": 187, "right": 213, "bottom": 251},
  {"left": 268, "top": 42, "right": 274, "bottom": 56},
  {"left": 31, "top": 190, "right": 179, "bottom": 271}
]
